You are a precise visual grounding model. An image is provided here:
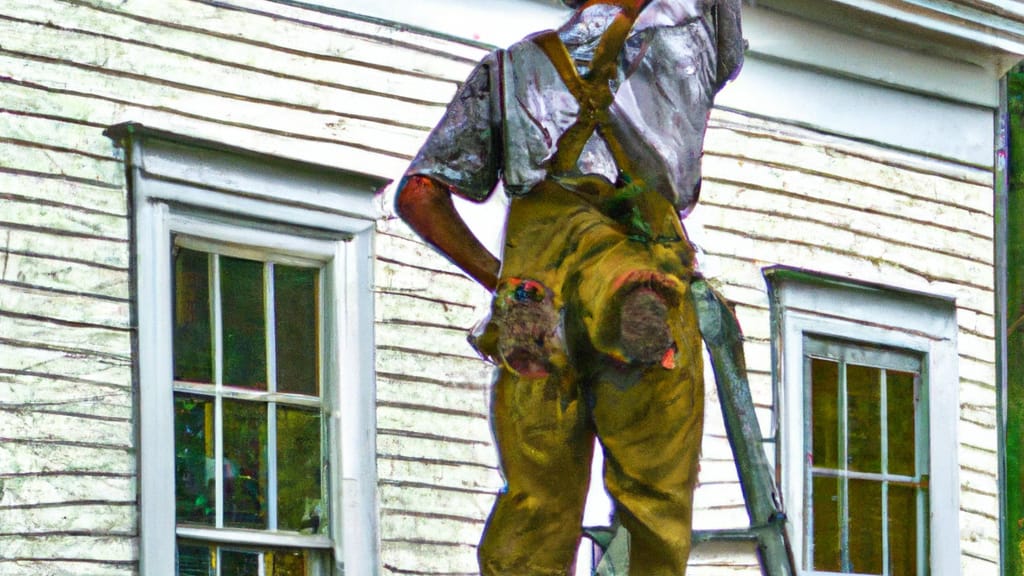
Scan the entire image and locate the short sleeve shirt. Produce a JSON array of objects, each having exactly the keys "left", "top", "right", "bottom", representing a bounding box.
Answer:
[{"left": 406, "top": 0, "right": 744, "bottom": 215}]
